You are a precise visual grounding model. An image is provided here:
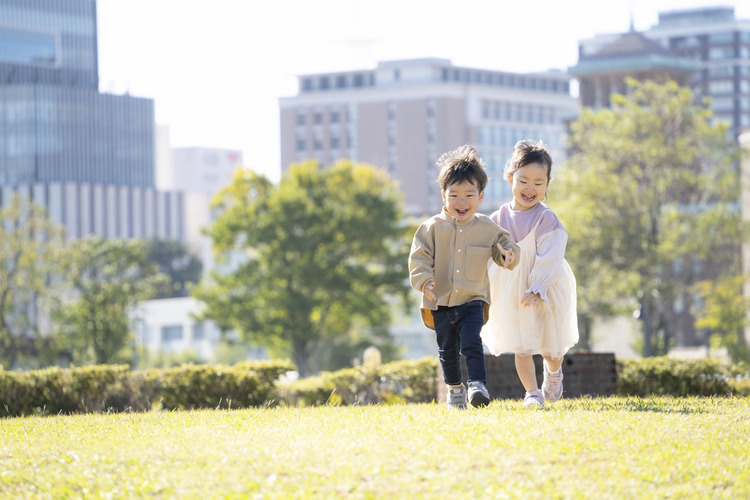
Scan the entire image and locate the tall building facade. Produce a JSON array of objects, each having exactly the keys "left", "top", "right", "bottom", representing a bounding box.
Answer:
[
  {"left": 574, "top": 6, "right": 750, "bottom": 141},
  {"left": 279, "top": 58, "right": 579, "bottom": 217},
  {"left": 0, "top": 0, "right": 155, "bottom": 187}
]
